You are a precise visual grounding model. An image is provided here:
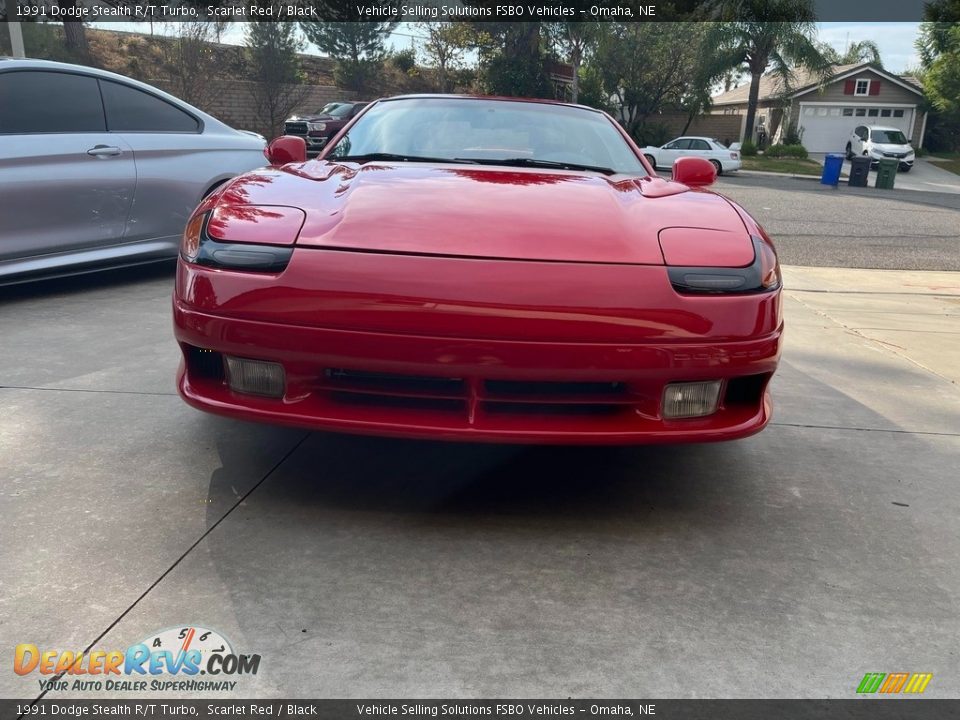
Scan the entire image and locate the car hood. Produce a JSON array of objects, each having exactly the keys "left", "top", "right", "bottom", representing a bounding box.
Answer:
[
  {"left": 869, "top": 142, "right": 913, "bottom": 152},
  {"left": 216, "top": 162, "right": 753, "bottom": 266},
  {"left": 287, "top": 113, "right": 338, "bottom": 122}
]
